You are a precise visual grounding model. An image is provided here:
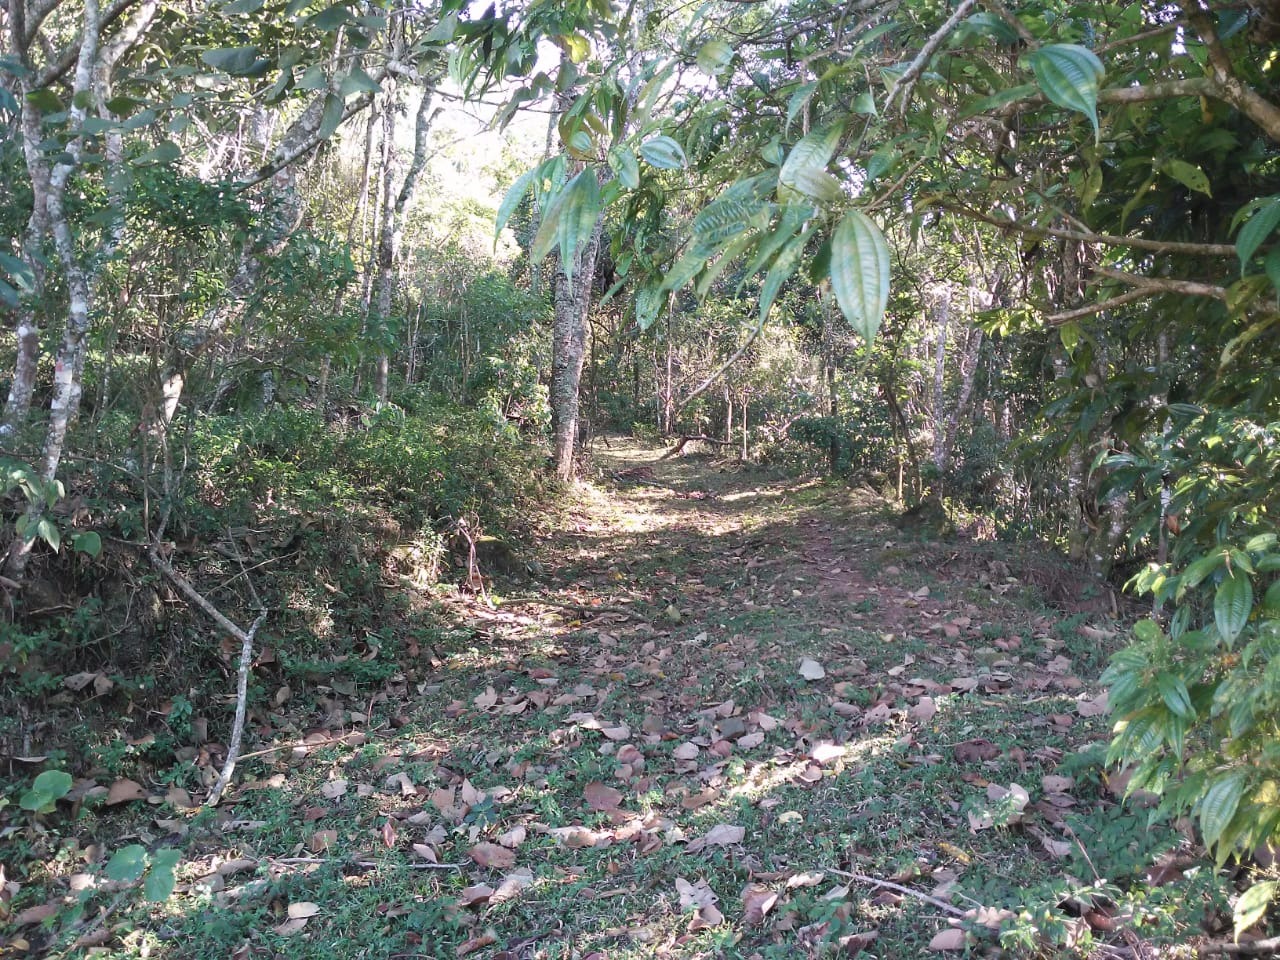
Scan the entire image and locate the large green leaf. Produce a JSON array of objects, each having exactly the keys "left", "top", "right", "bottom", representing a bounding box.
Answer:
[
  {"left": 829, "top": 210, "right": 890, "bottom": 342},
  {"left": 608, "top": 147, "right": 640, "bottom": 189},
  {"left": 144, "top": 849, "right": 182, "bottom": 903},
  {"left": 1235, "top": 881, "right": 1279, "bottom": 941},
  {"left": 1236, "top": 196, "right": 1280, "bottom": 272},
  {"left": 559, "top": 171, "right": 602, "bottom": 283},
  {"left": 494, "top": 166, "right": 537, "bottom": 243},
  {"left": 759, "top": 228, "right": 812, "bottom": 324},
  {"left": 1160, "top": 158, "right": 1211, "bottom": 197},
  {"left": 739, "top": 205, "right": 813, "bottom": 287},
  {"left": 1199, "top": 768, "right": 1248, "bottom": 854},
  {"left": 778, "top": 125, "right": 842, "bottom": 204},
  {"left": 201, "top": 46, "right": 266, "bottom": 76},
  {"left": 1024, "top": 44, "right": 1104, "bottom": 140},
  {"left": 317, "top": 92, "right": 345, "bottom": 140},
  {"left": 639, "top": 135, "right": 686, "bottom": 170},
  {"left": 1215, "top": 572, "right": 1252, "bottom": 645},
  {"left": 1155, "top": 672, "right": 1194, "bottom": 719},
  {"left": 106, "top": 844, "right": 149, "bottom": 883},
  {"left": 338, "top": 66, "right": 380, "bottom": 98},
  {"left": 696, "top": 39, "right": 733, "bottom": 76}
]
